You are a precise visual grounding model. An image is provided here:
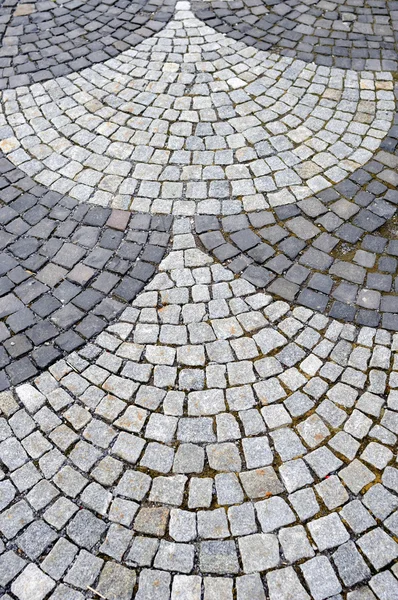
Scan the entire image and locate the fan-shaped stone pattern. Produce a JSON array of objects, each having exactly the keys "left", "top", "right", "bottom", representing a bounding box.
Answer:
[
  {"left": 0, "top": 243, "right": 397, "bottom": 599},
  {"left": 0, "top": 12, "right": 394, "bottom": 212},
  {"left": 0, "top": 5, "right": 397, "bottom": 356},
  {"left": 0, "top": 154, "right": 172, "bottom": 391},
  {"left": 0, "top": 0, "right": 177, "bottom": 89},
  {"left": 192, "top": 0, "right": 398, "bottom": 71}
]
